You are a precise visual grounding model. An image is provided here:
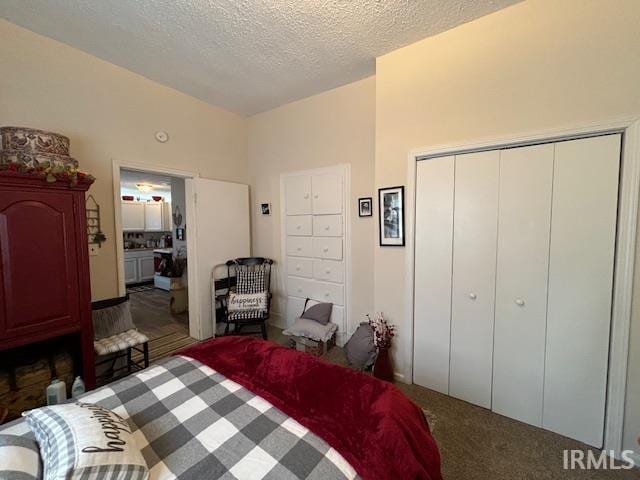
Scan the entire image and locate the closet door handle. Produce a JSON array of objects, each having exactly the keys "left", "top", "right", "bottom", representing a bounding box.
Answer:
[
  {"left": 469, "top": 293, "right": 477, "bottom": 300},
  {"left": 314, "top": 194, "right": 319, "bottom": 199},
  {"left": 304, "top": 194, "right": 310, "bottom": 199},
  {"left": 515, "top": 298, "right": 525, "bottom": 307}
]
